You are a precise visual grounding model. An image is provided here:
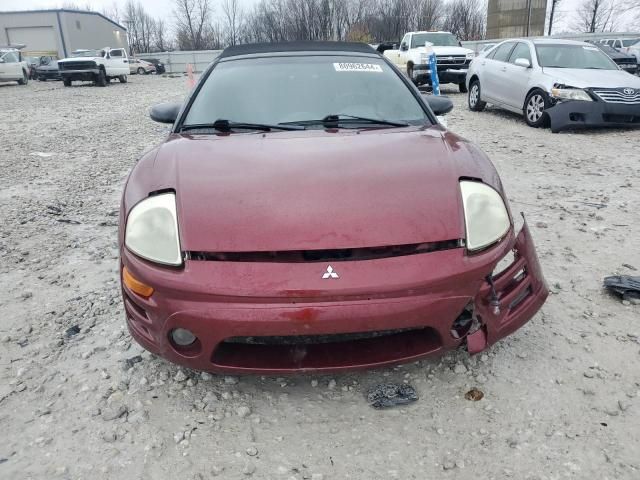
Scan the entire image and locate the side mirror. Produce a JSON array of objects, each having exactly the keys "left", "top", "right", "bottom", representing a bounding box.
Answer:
[
  {"left": 400, "top": 43, "right": 408, "bottom": 51},
  {"left": 150, "top": 103, "right": 181, "bottom": 124},
  {"left": 514, "top": 58, "right": 531, "bottom": 68},
  {"left": 423, "top": 94, "right": 454, "bottom": 116}
]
